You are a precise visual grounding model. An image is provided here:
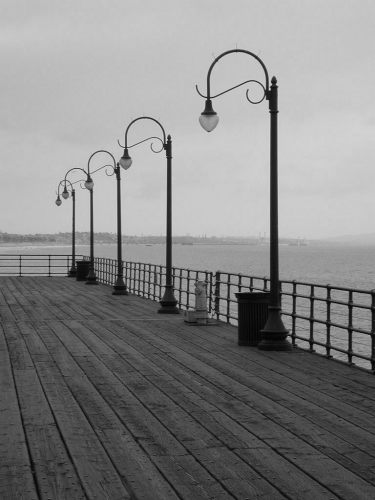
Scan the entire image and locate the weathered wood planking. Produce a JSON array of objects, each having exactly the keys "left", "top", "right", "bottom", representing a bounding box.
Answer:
[
  {"left": 0, "top": 324, "right": 38, "bottom": 500},
  {"left": 1, "top": 276, "right": 375, "bottom": 498}
]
